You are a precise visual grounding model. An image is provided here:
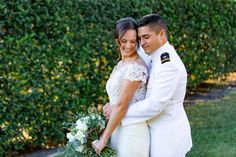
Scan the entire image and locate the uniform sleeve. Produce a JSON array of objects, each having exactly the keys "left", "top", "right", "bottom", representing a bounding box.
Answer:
[
  {"left": 122, "top": 62, "right": 182, "bottom": 126},
  {"left": 123, "top": 63, "right": 148, "bottom": 83}
]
